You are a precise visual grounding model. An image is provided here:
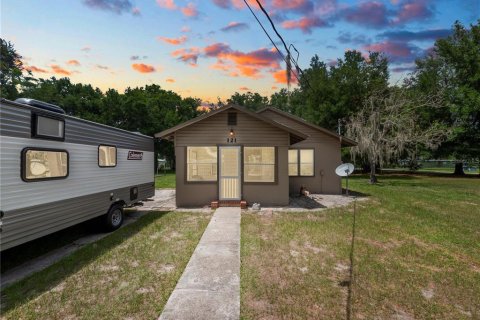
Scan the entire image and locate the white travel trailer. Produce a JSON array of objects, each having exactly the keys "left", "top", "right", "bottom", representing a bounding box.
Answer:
[{"left": 0, "top": 98, "right": 155, "bottom": 251}]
